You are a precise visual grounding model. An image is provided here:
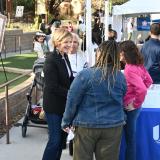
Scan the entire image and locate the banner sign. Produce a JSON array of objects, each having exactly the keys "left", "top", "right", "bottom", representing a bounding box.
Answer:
[
  {"left": 15, "top": 6, "right": 24, "bottom": 17},
  {"left": 0, "top": 14, "right": 7, "bottom": 52},
  {"left": 137, "top": 17, "right": 150, "bottom": 31}
]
